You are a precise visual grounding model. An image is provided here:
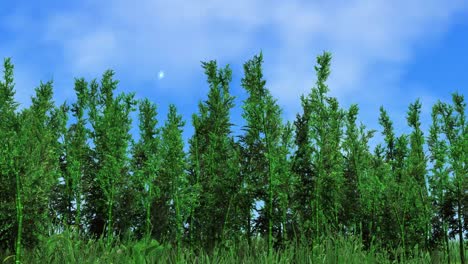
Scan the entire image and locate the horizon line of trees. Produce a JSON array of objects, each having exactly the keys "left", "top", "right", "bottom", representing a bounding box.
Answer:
[{"left": 0, "top": 52, "right": 466, "bottom": 263}]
